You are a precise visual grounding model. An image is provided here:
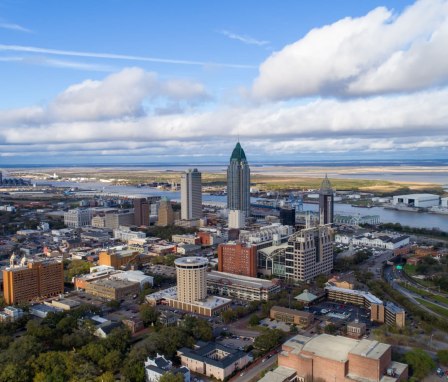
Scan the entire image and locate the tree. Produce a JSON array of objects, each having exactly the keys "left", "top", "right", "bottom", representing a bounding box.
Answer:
[
  {"left": 438, "top": 349, "right": 448, "bottom": 366},
  {"left": 159, "top": 372, "right": 184, "bottom": 382},
  {"left": 404, "top": 348, "right": 435, "bottom": 380},
  {"left": 315, "top": 274, "right": 328, "bottom": 288},
  {"left": 249, "top": 314, "right": 260, "bottom": 326},
  {"left": 253, "top": 329, "right": 284, "bottom": 353},
  {"left": 139, "top": 304, "right": 159, "bottom": 327},
  {"left": 221, "top": 309, "right": 237, "bottom": 324}
]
